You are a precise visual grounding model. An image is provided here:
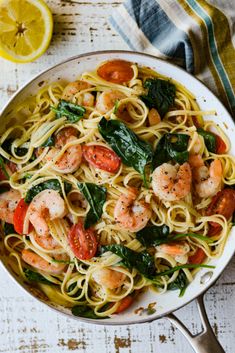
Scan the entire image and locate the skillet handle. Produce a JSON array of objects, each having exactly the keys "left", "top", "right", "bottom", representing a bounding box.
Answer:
[{"left": 166, "top": 295, "right": 225, "bottom": 353}]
